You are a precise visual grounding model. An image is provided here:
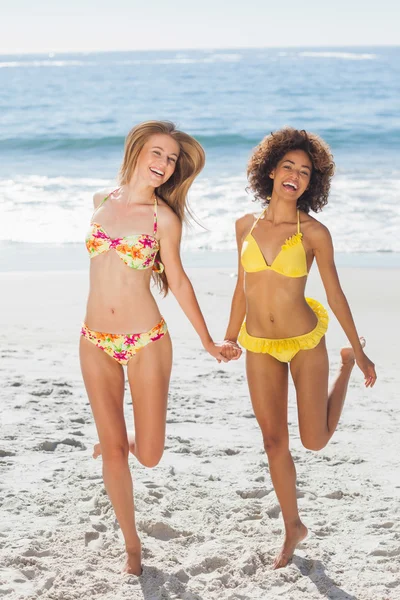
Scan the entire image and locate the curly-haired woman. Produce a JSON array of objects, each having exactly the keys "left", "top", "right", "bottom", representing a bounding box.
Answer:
[
  {"left": 80, "top": 121, "right": 237, "bottom": 575},
  {"left": 223, "top": 127, "right": 376, "bottom": 568}
]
